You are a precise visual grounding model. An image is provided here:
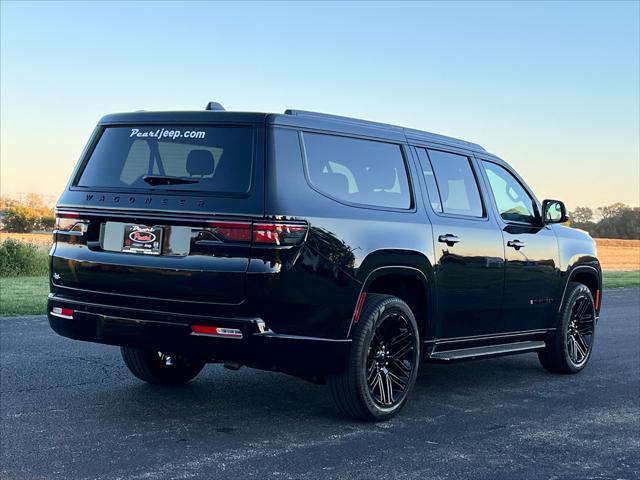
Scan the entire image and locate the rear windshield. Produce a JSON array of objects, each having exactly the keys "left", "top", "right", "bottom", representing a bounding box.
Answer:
[{"left": 76, "top": 125, "right": 253, "bottom": 194}]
